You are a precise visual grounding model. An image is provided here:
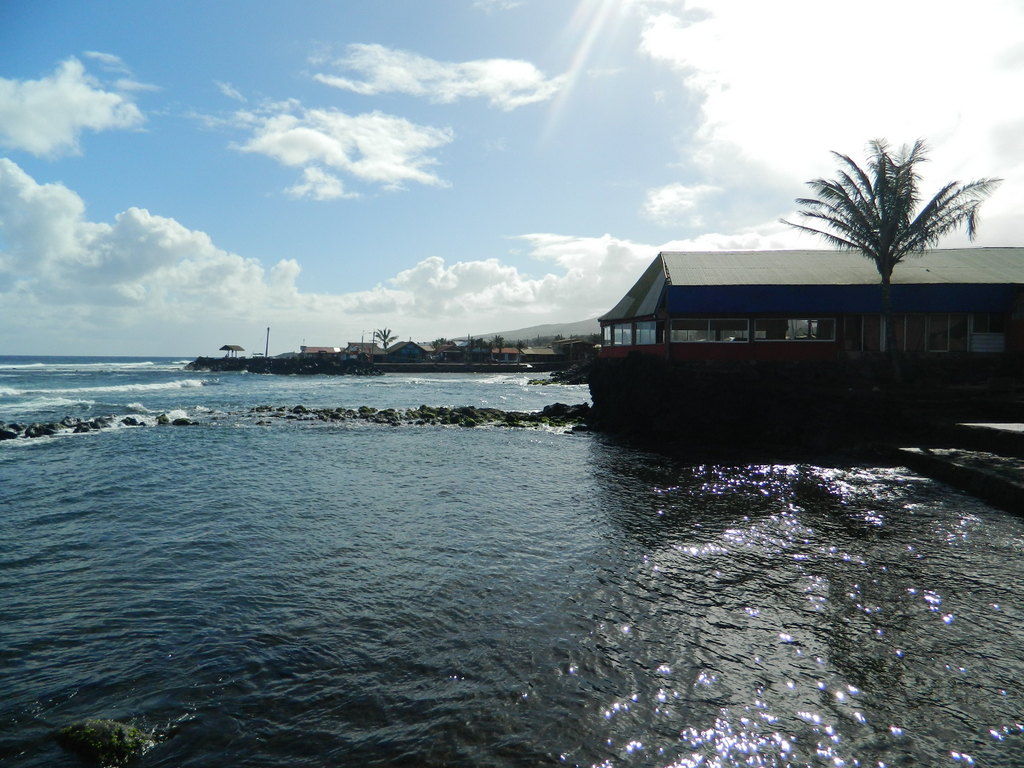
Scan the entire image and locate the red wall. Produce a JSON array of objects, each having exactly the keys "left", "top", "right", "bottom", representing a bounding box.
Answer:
[{"left": 599, "top": 342, "right": 840, "bottom": 361}]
